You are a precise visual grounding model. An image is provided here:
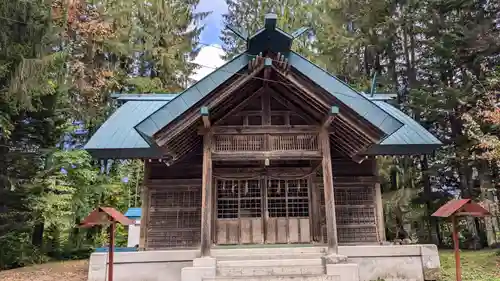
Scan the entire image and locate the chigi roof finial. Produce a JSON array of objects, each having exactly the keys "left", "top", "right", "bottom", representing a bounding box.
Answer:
[{"left": 225, "top": 14, "right": 309, "bottom": 56}]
